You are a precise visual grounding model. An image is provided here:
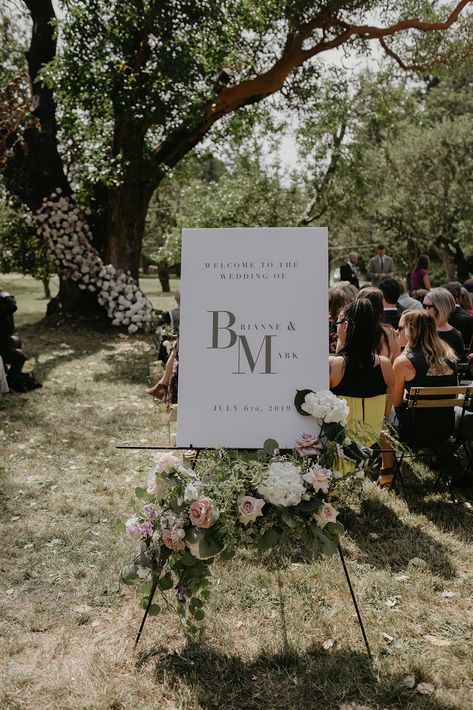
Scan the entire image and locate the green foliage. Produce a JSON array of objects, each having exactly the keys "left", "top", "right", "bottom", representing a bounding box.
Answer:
[
  {"left": 142, "top": 150, "right": 306, "bottom": 267},
  {"left": 0, "top": 194, "right": 55, "bottom": 282}
]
